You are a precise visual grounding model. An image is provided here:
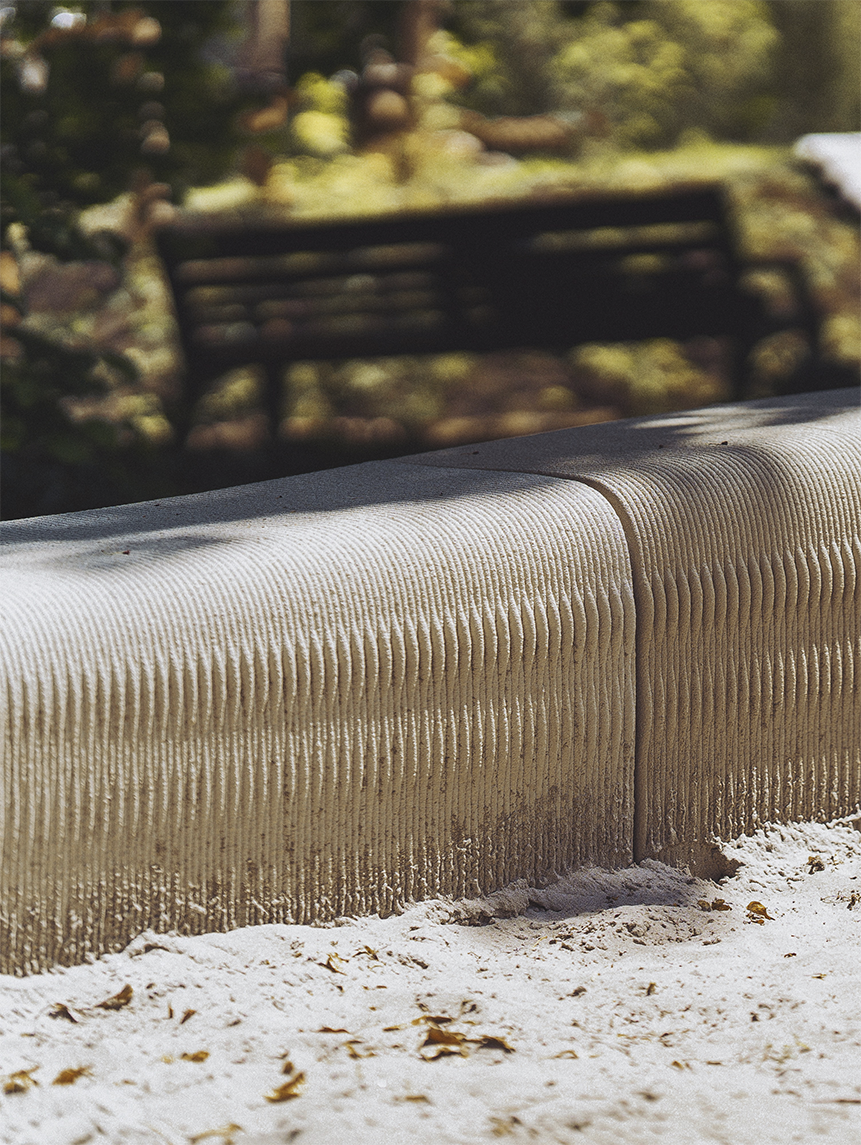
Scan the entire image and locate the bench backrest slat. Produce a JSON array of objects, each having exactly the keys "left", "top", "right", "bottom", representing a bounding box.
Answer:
[{"left": 156, "top": 183, "right": 815, "bottom": 427}]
